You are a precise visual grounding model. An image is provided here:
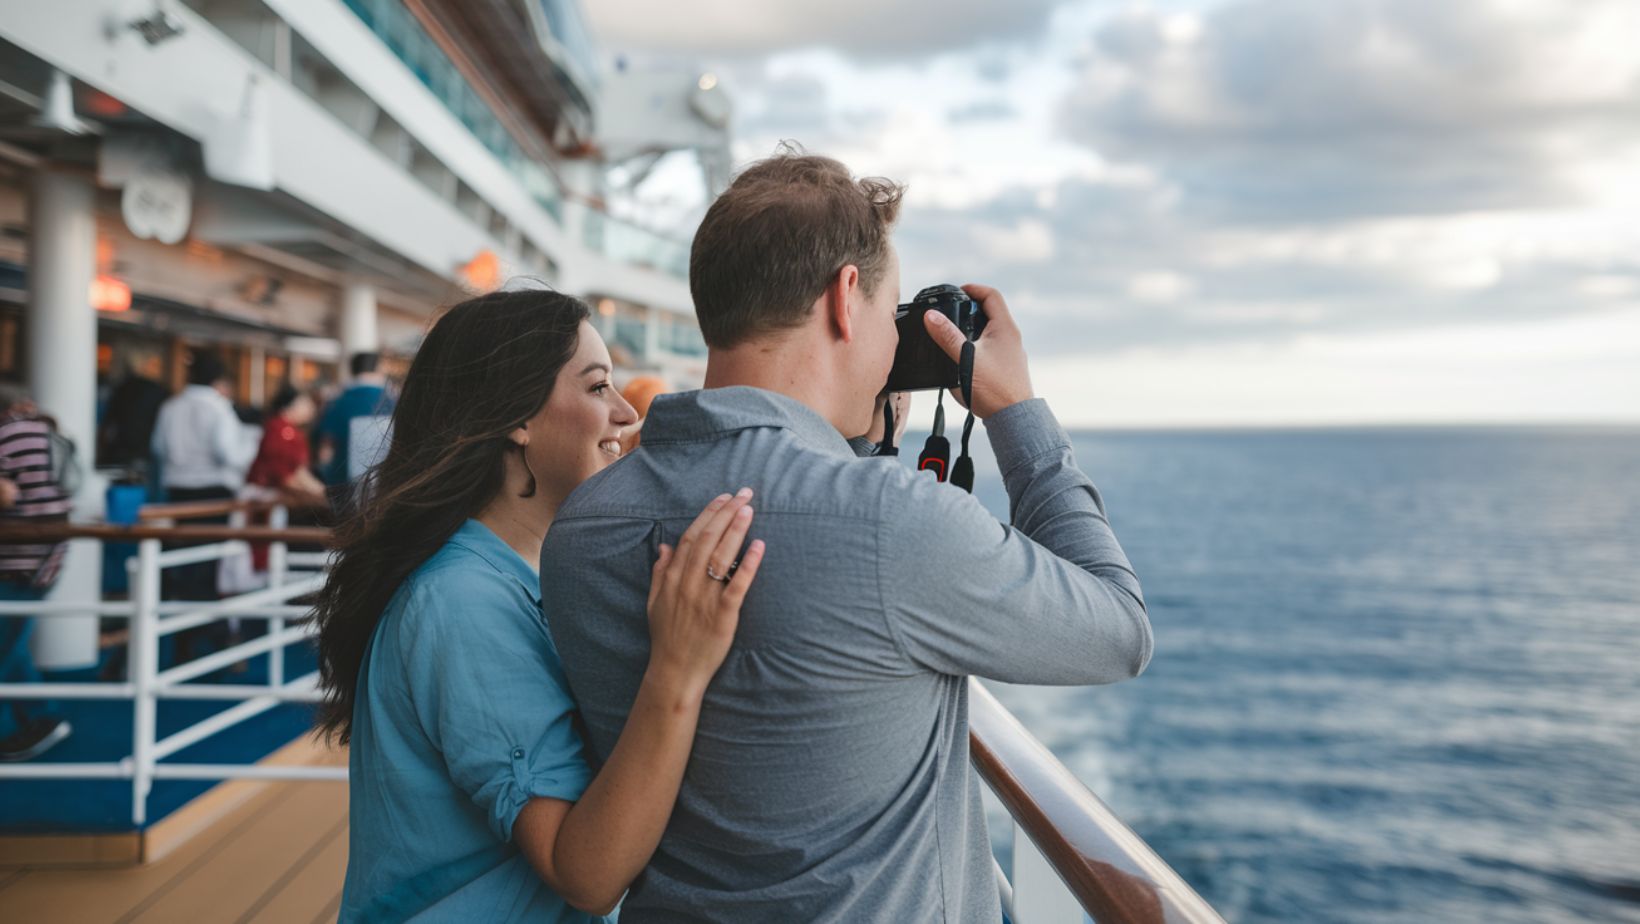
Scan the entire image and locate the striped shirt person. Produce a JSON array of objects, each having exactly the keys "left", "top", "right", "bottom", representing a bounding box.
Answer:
[
  {"left": 0, "top": 393, "right": 75, "bottom": 762},
  {"left": 0, "top": 414, "right": 74, "bottom": 586}
]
